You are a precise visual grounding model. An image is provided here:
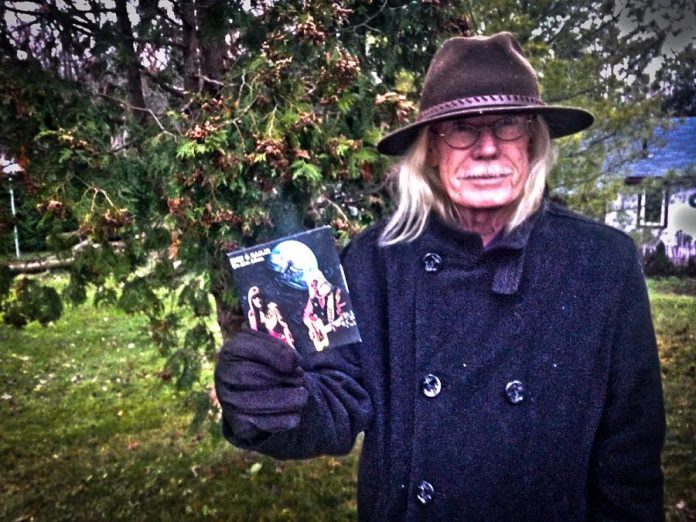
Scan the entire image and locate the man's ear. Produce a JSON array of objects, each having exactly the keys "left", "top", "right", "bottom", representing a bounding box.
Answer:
[{"left": 426, "top": 132, "right": 440, "bottom": 168}]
